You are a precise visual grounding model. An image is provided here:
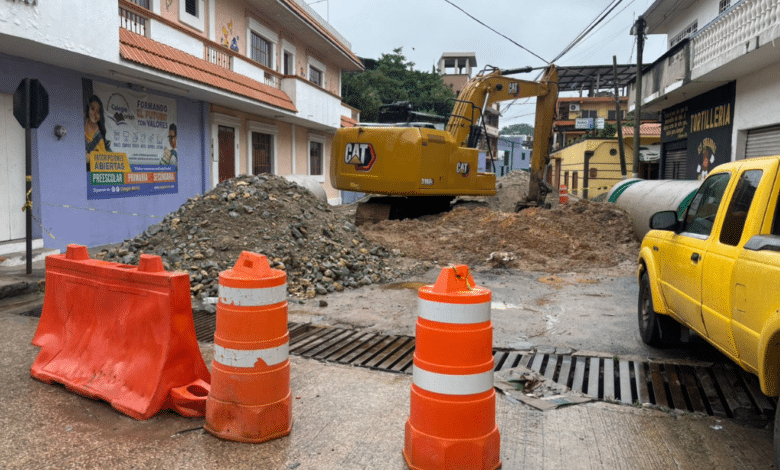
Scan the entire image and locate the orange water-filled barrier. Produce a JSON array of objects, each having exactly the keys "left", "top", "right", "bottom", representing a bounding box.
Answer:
[
  {"left": 403, "top": 265, "right": 500, "bottom": 470},
  {"left": 31, "top": 244, "right": 210, "bottom": 420},
  {"left": 205, "top": 251, "right": 292, "bottom": 442}
]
